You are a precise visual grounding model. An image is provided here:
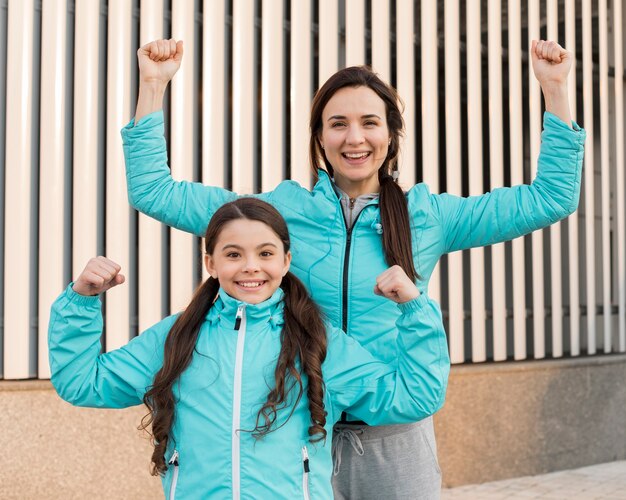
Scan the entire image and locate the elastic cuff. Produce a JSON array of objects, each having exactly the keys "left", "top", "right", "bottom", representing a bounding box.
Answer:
[
  {"left": 397, "top": 293, "right": 429, "bottom": 314},
  {"left": 65, "top": 283, "right": 102, "bottom": 306},
  {"left": 122, "top": 109, "right": 164, "bottom": 131},
  {"left": 543, "top": 110, "right": 583, "bottom": 133}
]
